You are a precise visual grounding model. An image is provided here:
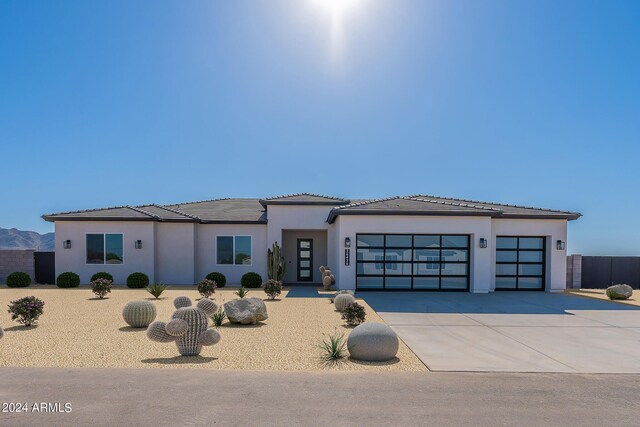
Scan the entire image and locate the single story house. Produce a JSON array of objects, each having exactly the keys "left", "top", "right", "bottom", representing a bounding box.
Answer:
[{"left": 43, "top": 193, "right": 581, "bottom": 292}]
